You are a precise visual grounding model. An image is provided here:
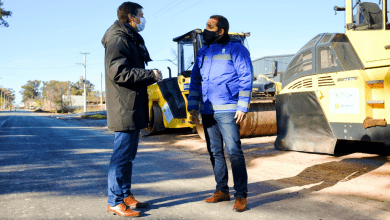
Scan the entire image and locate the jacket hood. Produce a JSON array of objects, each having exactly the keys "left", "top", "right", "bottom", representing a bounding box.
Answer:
[
  {"left": 102, "top": 21, "right": 152, "bottom": 64},
  {"left": 102, "top": 21, "right": 142, "bottom": 48}
]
